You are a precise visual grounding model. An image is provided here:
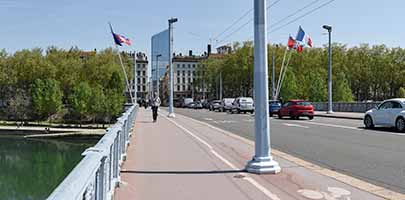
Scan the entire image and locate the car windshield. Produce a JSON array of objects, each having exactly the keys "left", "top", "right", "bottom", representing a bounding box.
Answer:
[
  {"left": 296, "top": 101, "right": 311, "bottom": 106},
  {"left": 241, "top": 98, "right": 253, "bottom": 103},
  {"left": 224, "top": 99, "right": 234, "bottom": 103}
]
